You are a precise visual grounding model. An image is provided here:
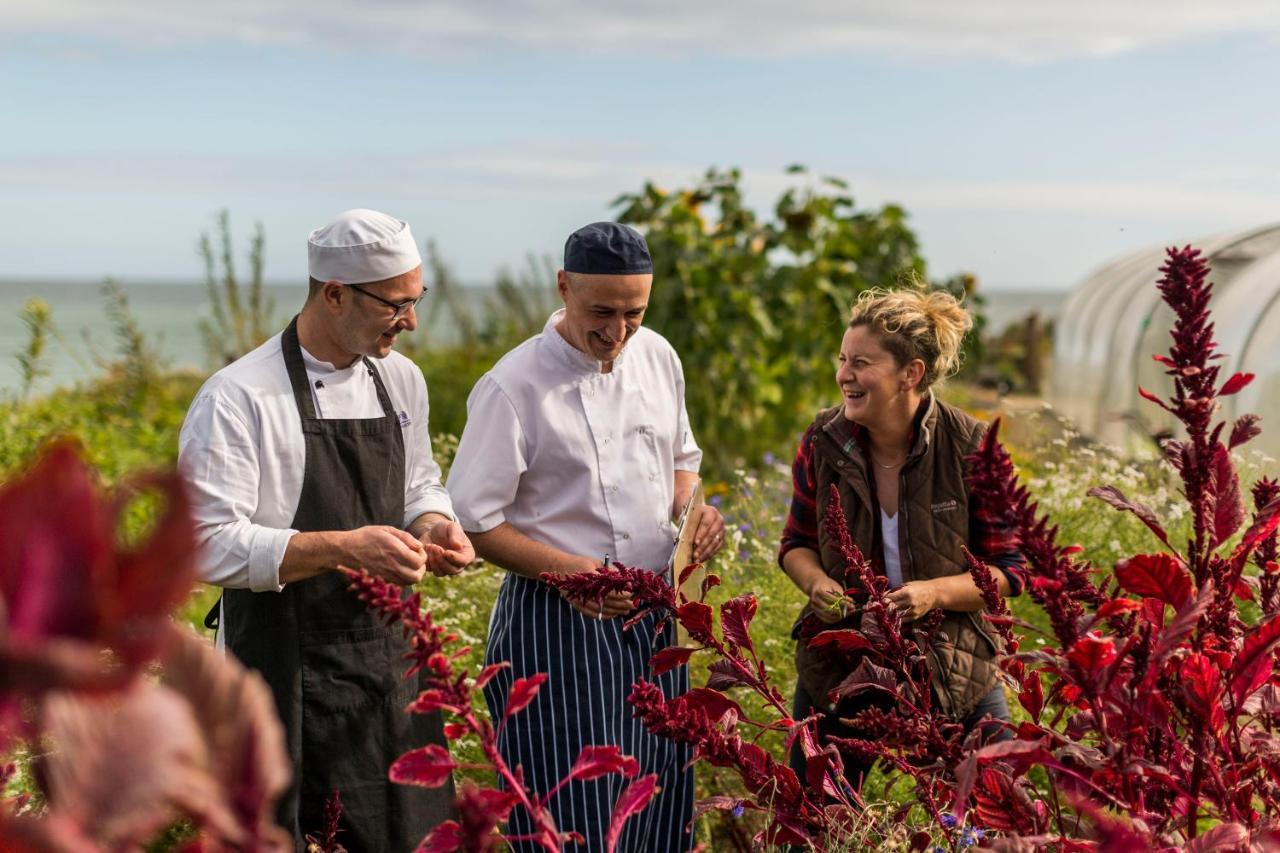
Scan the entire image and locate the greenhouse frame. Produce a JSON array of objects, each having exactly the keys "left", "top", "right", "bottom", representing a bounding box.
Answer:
[{"left": 1050, "top": 224, "right": 1280, "bottom": 460}]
